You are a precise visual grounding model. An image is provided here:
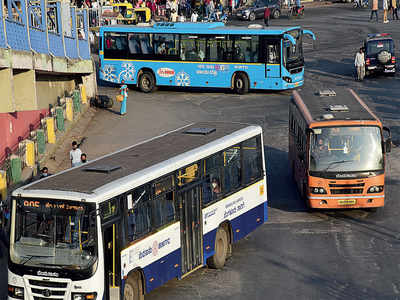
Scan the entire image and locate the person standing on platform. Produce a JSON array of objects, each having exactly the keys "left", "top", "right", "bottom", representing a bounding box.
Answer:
[{"left": 119, "top": 80, "right": 128, "bottom": 116}]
